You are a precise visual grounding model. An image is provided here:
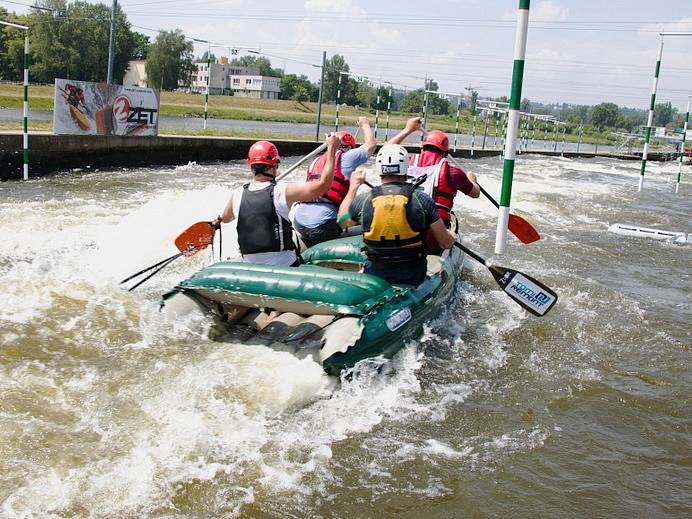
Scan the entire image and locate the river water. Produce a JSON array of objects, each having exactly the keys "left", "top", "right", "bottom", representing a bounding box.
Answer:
[{"left": 0, "top": 154, "right": 690, "bottom": 518}]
